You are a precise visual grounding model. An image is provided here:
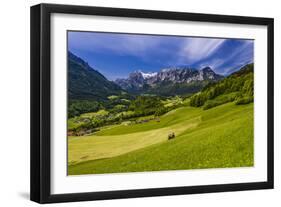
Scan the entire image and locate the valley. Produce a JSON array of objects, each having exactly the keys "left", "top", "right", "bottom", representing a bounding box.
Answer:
[{"left": 67, "top": 52, "right": 254, "bottom": 175}]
